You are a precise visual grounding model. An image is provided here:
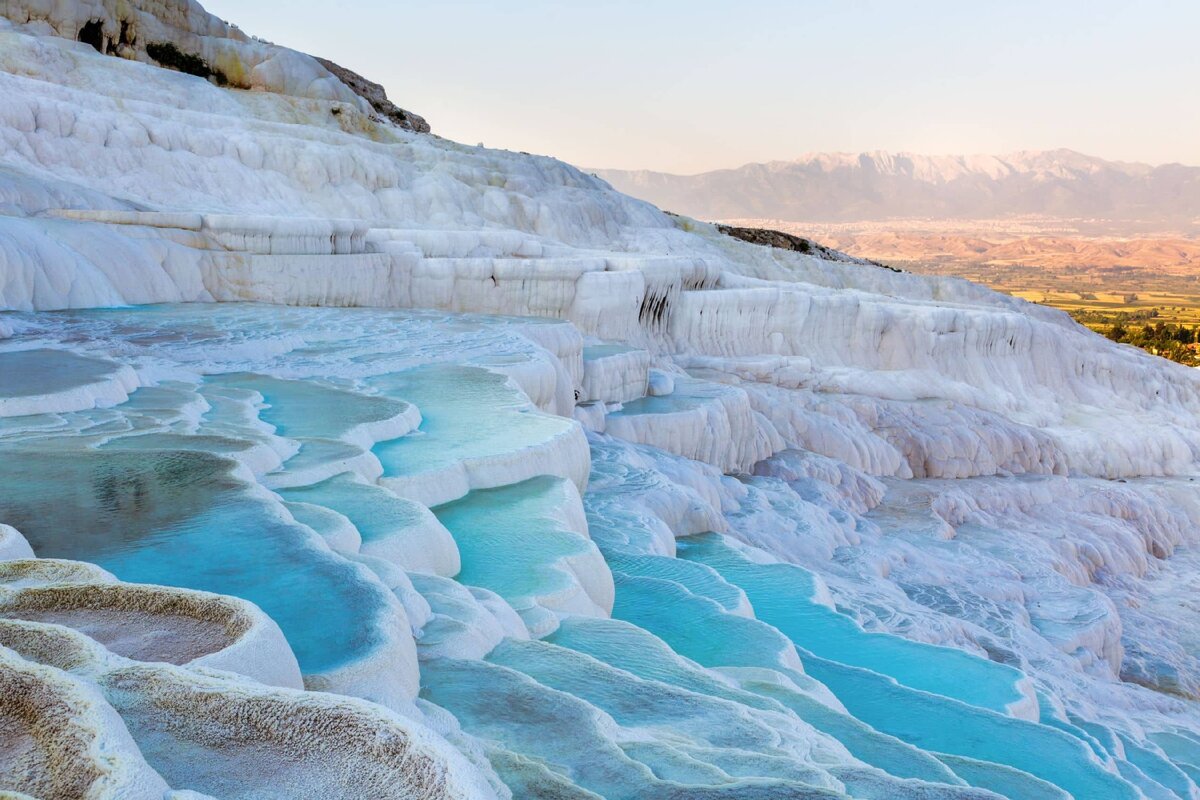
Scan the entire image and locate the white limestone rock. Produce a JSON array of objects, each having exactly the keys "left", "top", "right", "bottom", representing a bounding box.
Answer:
[
  {"left": 0, "top": 582, "right": 303, "bottom": 689},
  {"left": 581, "top": 344, "right": 651, "bottom": 404},
  {"left": 0, "top": 646, "right": 170, "bottom": 800},
  {"left": 0, "top": 525, "right": 34, "bottom": 561},
  {"left": 646, "top": 367, "right": 676, "bottom": 397}
]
